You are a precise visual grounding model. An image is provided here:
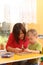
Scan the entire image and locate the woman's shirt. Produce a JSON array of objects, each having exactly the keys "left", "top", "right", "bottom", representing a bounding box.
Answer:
[{"left": 6, "top": 33, "right": 29, "bottom": 49}]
